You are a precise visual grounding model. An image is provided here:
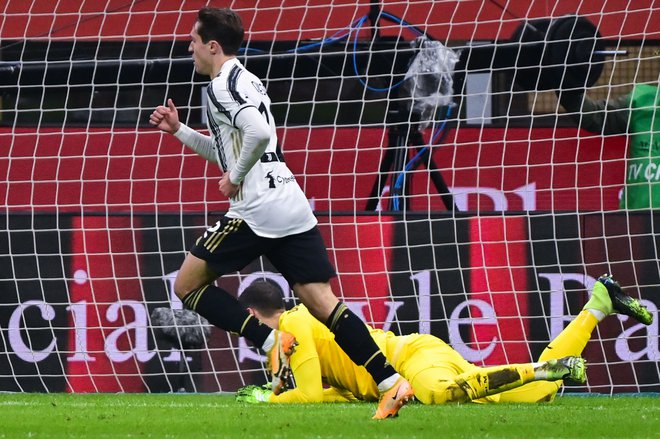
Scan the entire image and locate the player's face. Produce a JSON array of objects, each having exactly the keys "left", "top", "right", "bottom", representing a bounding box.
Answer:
[{"left": 189, "top": 23, "right": 213, "bottom": 76}]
